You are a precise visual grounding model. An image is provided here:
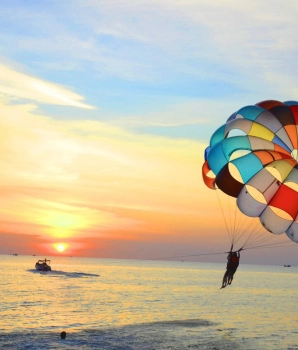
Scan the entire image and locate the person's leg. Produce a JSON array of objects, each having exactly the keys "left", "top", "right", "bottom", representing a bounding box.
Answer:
[
  {"left": 228, "top": 271, "right": 234, "bottom": 285},
  {"left": 221, "top": 270, "right": 229, "bottom": 288}
]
